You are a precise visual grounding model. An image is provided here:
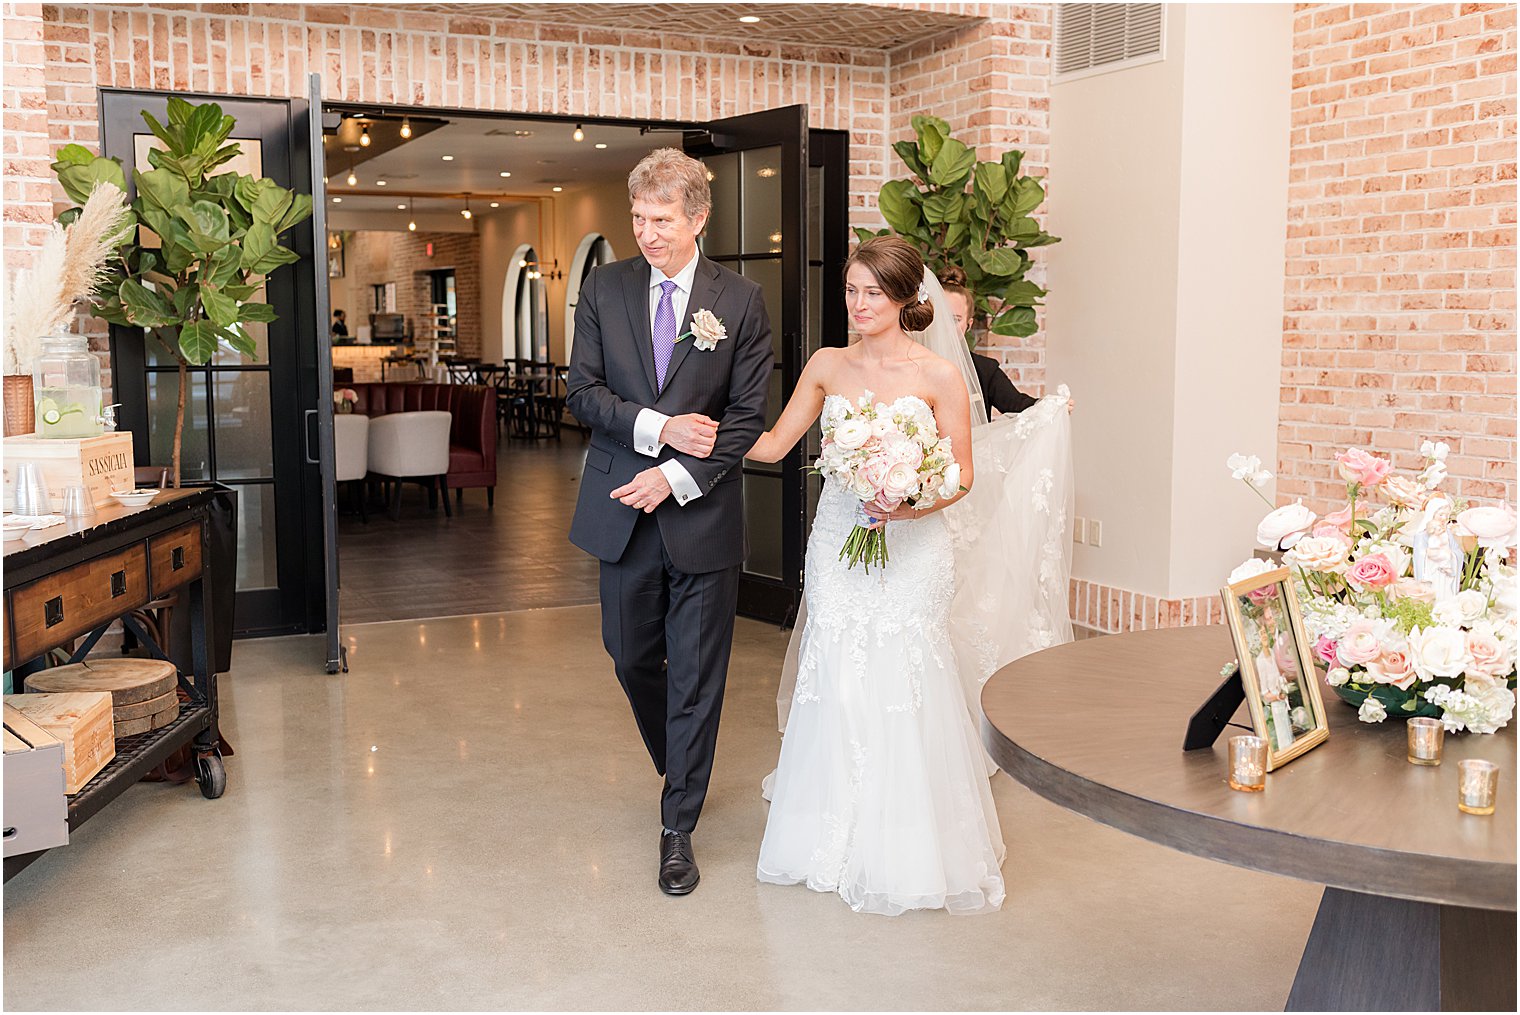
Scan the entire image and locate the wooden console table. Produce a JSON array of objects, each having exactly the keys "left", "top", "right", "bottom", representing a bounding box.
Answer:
[
  {"left": 982, "top": 625, "right": 1516, "bottom": 1012},
  {"left": 3, "top": 487, "right": 227, "bottom": 880}
]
